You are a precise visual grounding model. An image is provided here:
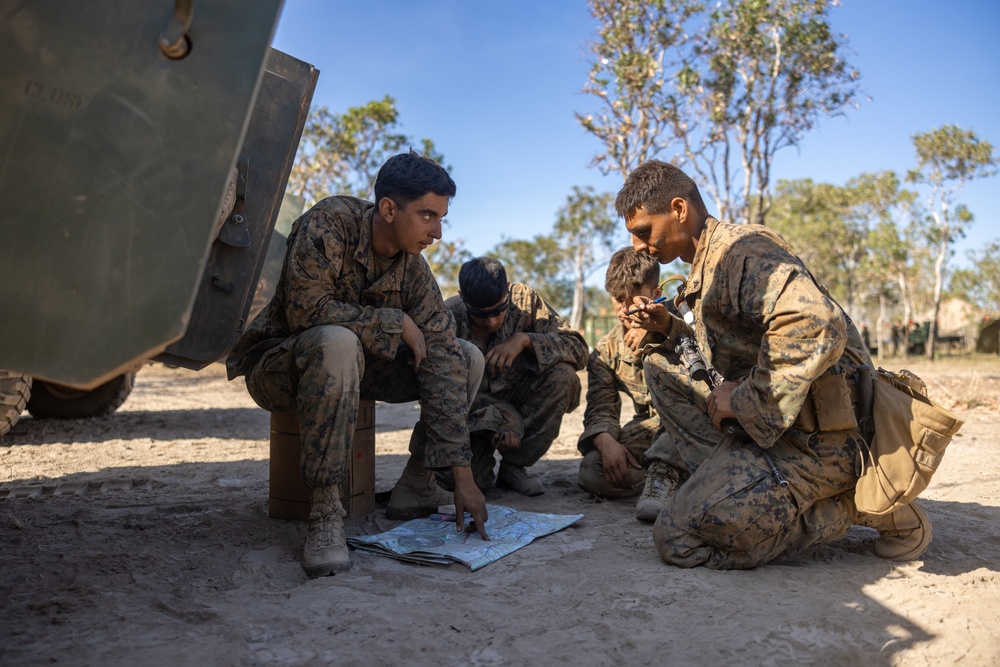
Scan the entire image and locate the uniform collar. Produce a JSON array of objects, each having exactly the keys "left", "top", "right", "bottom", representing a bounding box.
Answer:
[
  {"left": 354, "top": 205, "right": 376, "bottom": 270},
  {"left": 356, "top": 204, "right": 405, "bottom": 292},
  {"left": 683, "top": 217, "right": 720, "bottom": 299}
]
